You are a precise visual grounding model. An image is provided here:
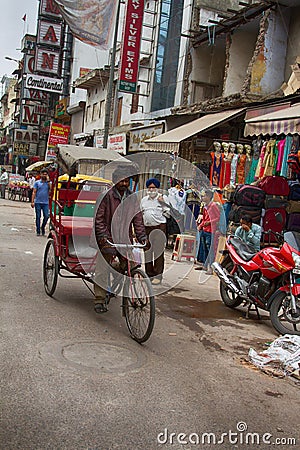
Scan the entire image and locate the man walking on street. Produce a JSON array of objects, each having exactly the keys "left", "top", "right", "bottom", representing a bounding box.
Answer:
[
  {"left": 0, "top": 168, "right": 9, "bottom": 199},
  {"left": 31, "top": 169, "right": 50, "bottom": 236}
]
